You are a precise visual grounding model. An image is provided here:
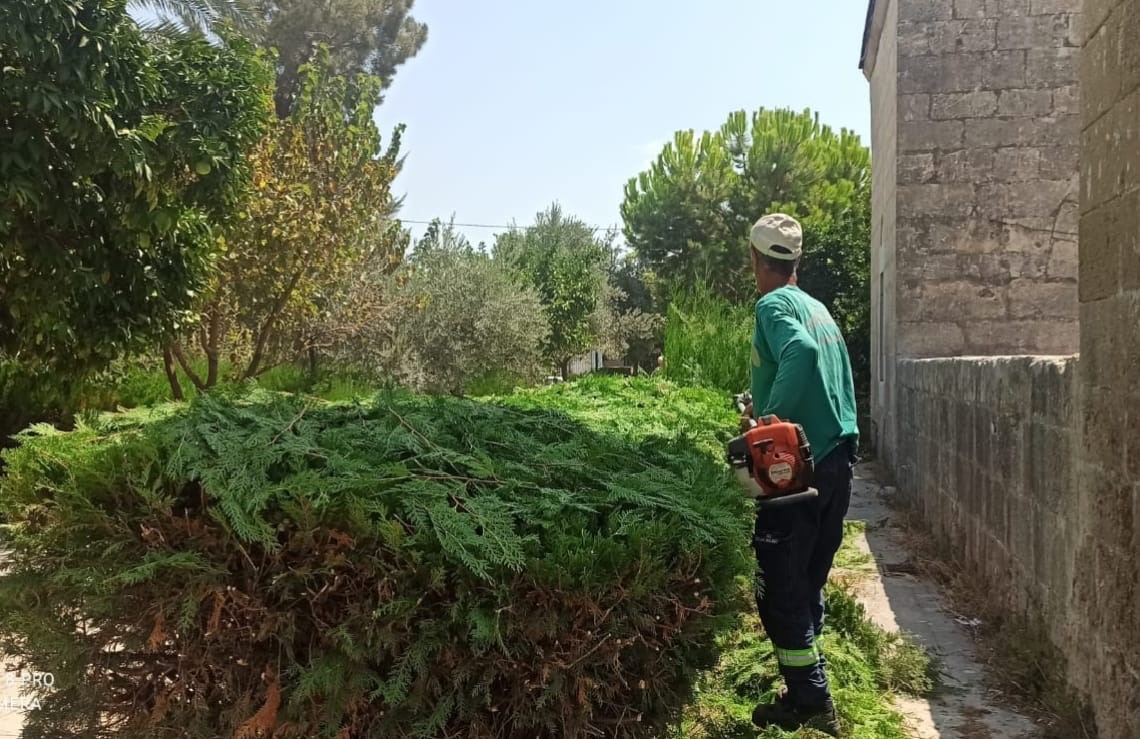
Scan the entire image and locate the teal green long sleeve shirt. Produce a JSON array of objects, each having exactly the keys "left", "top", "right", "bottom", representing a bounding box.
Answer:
[{"left": 750, "top": 285, "right": 859, "bottom": 462}]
